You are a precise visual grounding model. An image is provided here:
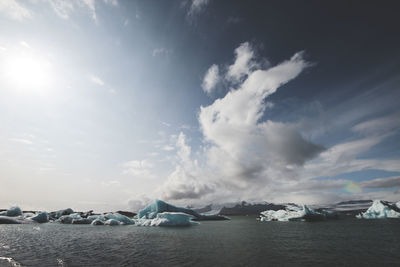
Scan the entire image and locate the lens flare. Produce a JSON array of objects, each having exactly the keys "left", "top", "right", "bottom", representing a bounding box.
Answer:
[{"left": 344, "top": 181, "right": 362, "bottom": 194}]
